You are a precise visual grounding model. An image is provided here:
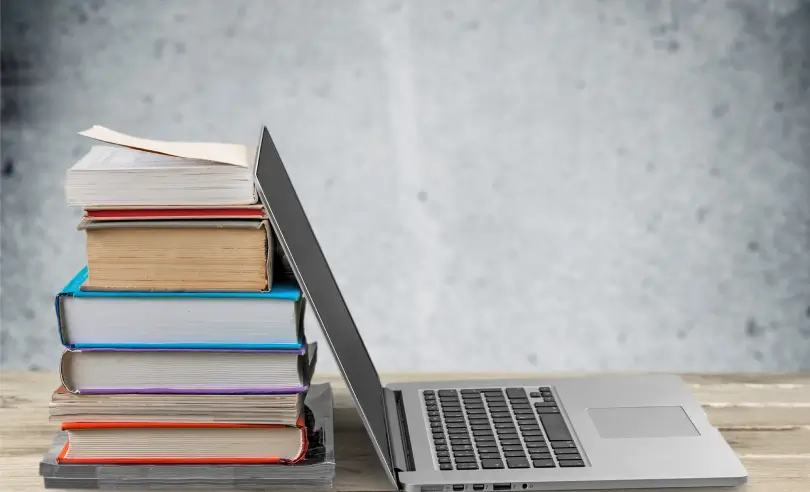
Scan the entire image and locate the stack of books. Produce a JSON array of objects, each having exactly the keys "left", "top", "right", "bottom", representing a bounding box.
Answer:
[{"left": 40, "top": 126, "right": 335, "bottom": 489}]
